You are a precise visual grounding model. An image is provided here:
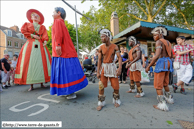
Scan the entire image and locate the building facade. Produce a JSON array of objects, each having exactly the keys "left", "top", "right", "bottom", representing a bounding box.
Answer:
[{"left": 0, "top": 25, "right": 26, "bottom": 59}]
